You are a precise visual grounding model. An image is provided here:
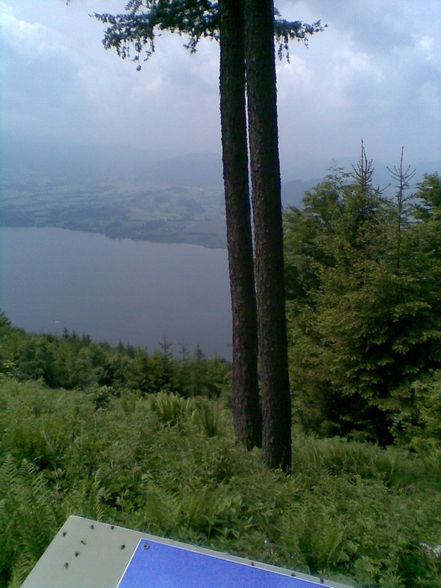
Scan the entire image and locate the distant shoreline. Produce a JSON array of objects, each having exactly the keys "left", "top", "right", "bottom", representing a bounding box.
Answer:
[{"left": 0, "top": 221, "right": 228, "bottom": 250}]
